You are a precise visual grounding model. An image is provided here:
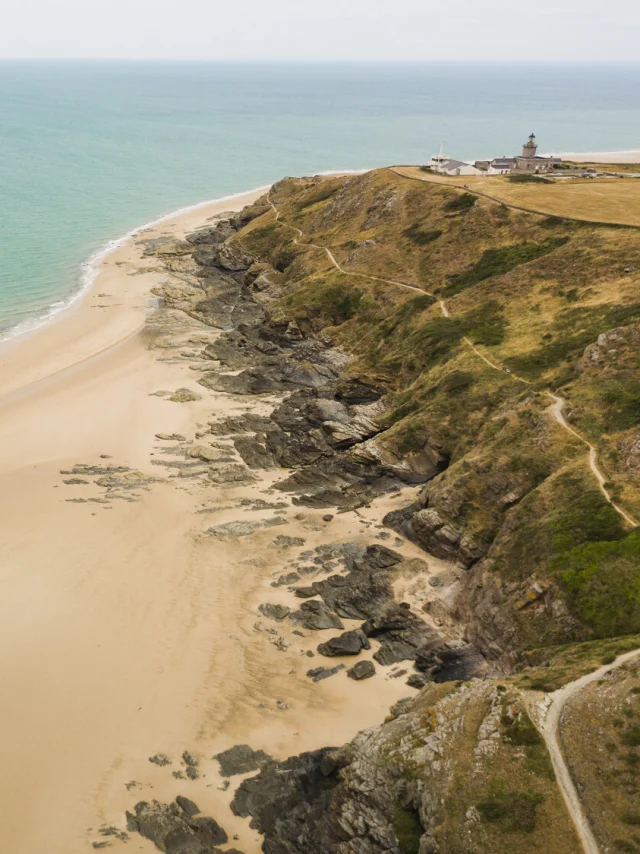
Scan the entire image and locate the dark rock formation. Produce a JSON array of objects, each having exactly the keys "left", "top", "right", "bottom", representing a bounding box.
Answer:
[
  {"left": 363, "top": 603, "right": 439, "bottom": 666},
  {"left": 127, "top": 799, "right": 227, "bottom": 853},
  {"left": 317, "top": 629, "right": 370, "bottom": 657},
  {"left": 306, "top": 664, "right": 346, "bottom": 682},
  {"left": 384, "top": 500, "right": 486, "bottom": 569},
  {"left": 309, "top": 545, "right": 403, "bottom": 620},
  {"left": 175, "top": 797, "right": 200, "bottom": 818},
  {"left": 231, "top": 749, "right": 346, "bottom": 852},
  {"left": 291, "top": 600, "right": 344, "bottom": 631},
  {"left": 347, "top": 660, "right": 376, "bottom": 680},
  {"left": 258, "top": 603, "right": 291, "bottom": 622},
  {"left": 214, "top": 744, "right": 272, "bottom": 777}
]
